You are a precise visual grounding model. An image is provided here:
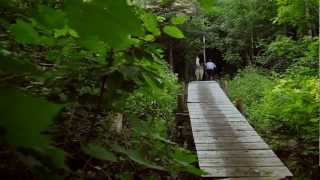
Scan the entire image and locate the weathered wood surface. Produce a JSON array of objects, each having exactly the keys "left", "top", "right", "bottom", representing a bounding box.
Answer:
[{"left": 187, "top": 81, "right": 292, "bottom": 179}]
